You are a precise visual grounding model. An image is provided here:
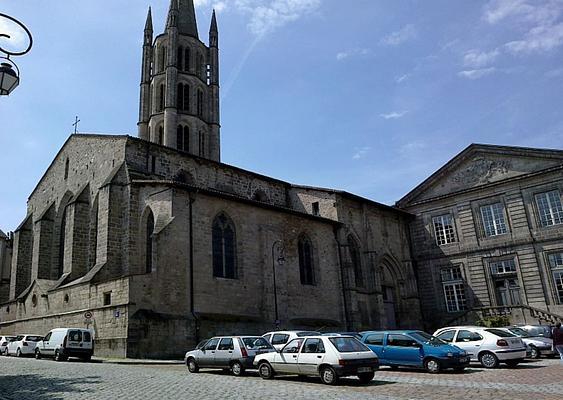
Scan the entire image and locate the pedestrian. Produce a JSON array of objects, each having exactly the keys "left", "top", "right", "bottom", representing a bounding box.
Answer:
[{"left": 553, "top": 322, "right": 563, "bottom": 364}]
